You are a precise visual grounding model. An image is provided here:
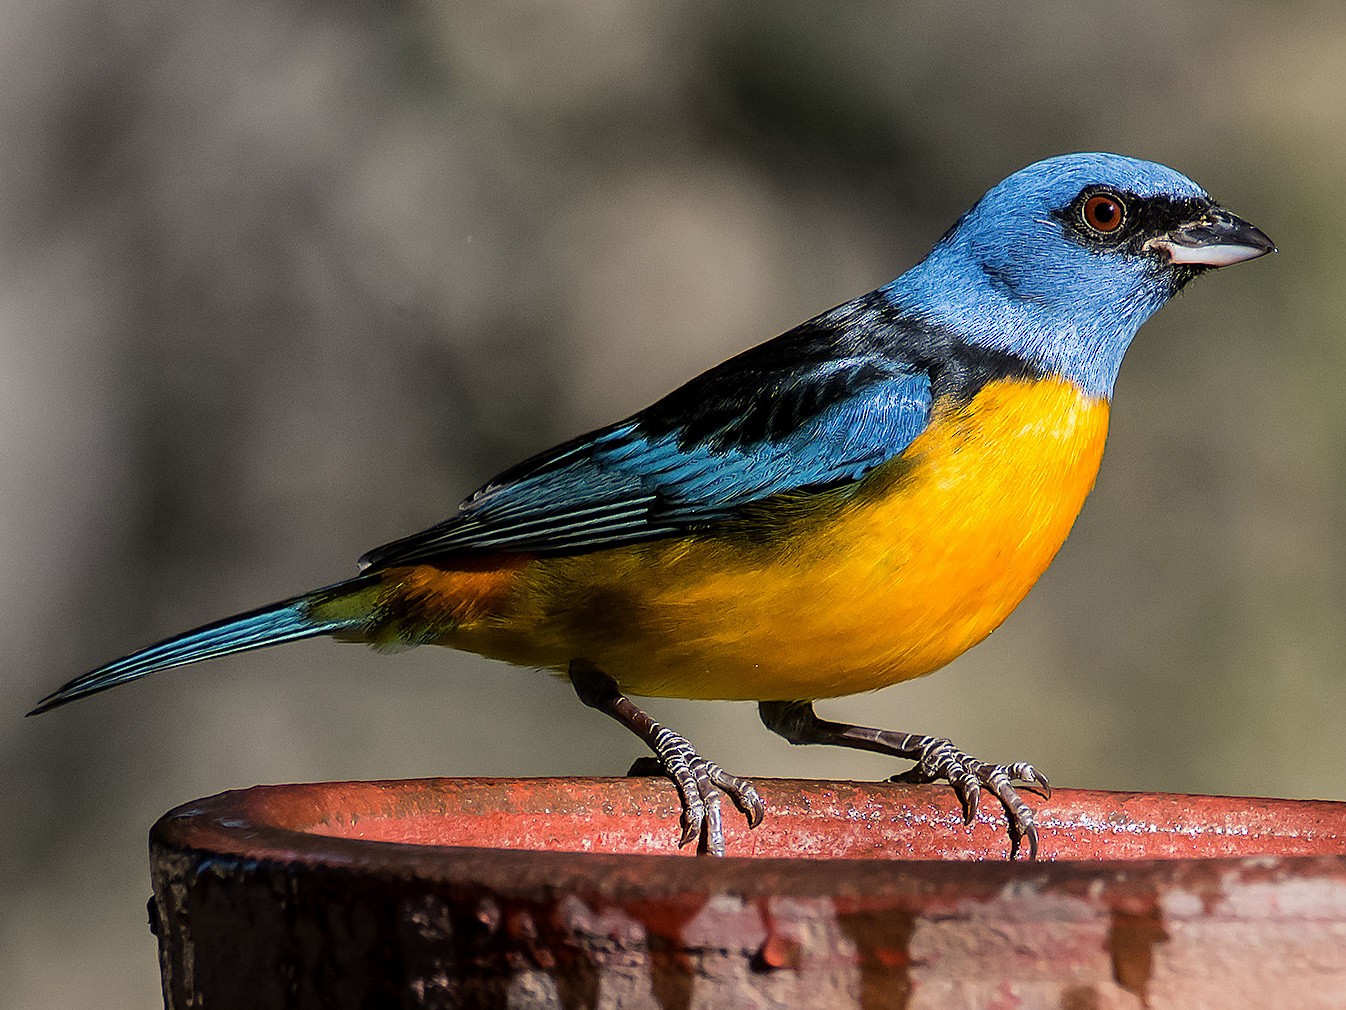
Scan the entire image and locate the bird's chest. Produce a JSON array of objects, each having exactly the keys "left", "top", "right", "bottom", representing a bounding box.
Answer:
[
  {"left": 783, "top": 375, "right": 1110, "bottom": 685},
  {"left": 841, "top": 376, "right": 1109, "bottom": 570}
]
